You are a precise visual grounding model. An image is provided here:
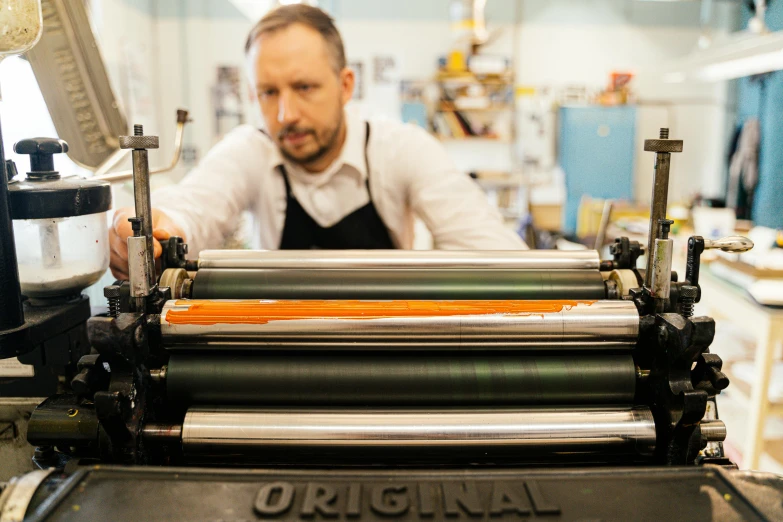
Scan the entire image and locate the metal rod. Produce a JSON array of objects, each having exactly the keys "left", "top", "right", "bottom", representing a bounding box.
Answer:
[
  {"left": 127, "top": 233, "right": 152, "bottom": 310},
  {"left": 701, "top": 420, "right": 727, "bottom": 442},
  {"left": 120, "top": 125, "right": 160, "bottom": 291},
  {"left": 142, "top": 423, "right": 182, "bottom": 442},
  {"left": 191, "top": 269, "right": 607, "bottom": 301},
  {"left": 131, "top": 148, "right": 155, "bottom": 289},
  {"left": 181, "top": 407, "right": 657, "bottom": 459},
  {"left": 197, "top": 249, "right": 601, "bottom": 271},
  {"left": 651, "top": 240, "right": 673, "bottom": 303},
  {"left": 166, "top": 354, "right": 636, "bottom": 406},
  {"left": 91, "top": 147, "right": 129, "bottom": 179},
  {"left": 160, "top": 299, "right": 639, "bottom": 350},
  {"left": 95, "top": 109, "right": 190, "bottom": 182},
  {"left": 39, "top": 221, "right": 62, "bottom": 269},
  {"left": 645, "top": 153, "right": 670, "bottom": 288},
  {"left": 0, "top": 119, "right": 24, "bottom": 330},
  {"left": 643, "top": 128, "right": 682, "bottom": 288}
]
